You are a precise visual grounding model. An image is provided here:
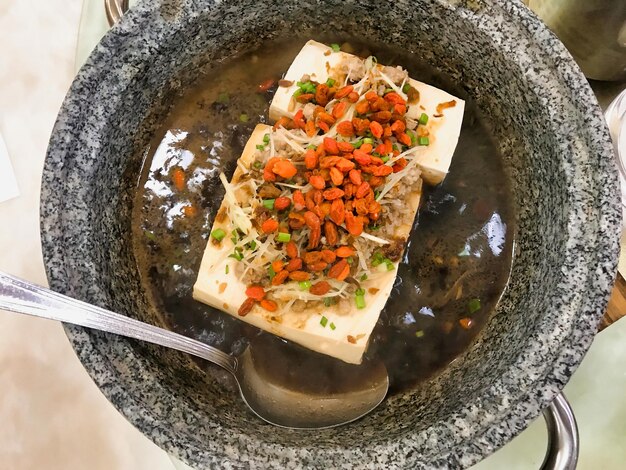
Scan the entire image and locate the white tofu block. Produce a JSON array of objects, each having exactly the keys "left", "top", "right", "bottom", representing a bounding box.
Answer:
[
  {"left": 270, "top": 40, "right": 465, "bottom": 185},
  {"left": 193, "top": 124, "right": 422, "bottom": 364}
]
